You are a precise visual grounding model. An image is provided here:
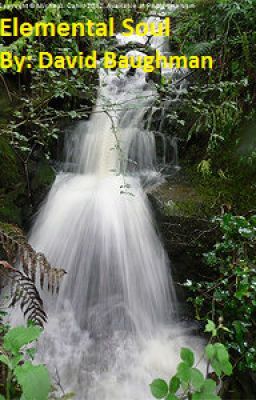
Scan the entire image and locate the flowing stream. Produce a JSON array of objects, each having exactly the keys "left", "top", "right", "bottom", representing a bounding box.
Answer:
[{"left": 28, "top": 22, "right": 201, "bottom": 400}]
